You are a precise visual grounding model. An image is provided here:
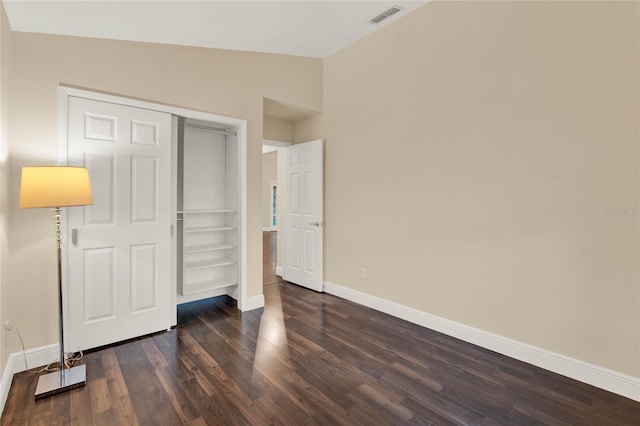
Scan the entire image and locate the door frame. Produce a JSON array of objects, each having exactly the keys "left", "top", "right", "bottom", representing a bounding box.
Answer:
[{"left": 57, "top": 86, "right": 249, "bottom": 329}]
